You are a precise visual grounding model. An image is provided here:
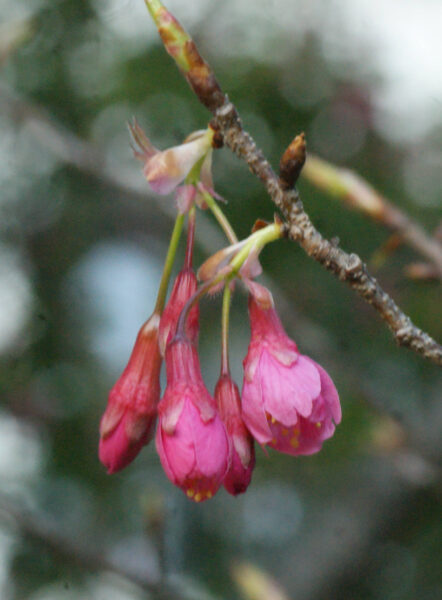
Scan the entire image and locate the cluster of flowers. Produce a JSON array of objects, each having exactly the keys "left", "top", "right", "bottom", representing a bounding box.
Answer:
[{"left": 98, "top": 123, "right": 341, "bottom": 502}]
